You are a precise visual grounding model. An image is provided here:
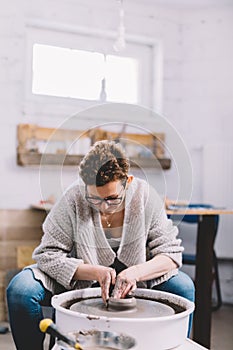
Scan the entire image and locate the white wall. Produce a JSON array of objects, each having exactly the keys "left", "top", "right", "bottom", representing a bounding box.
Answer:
[
  {"left": 0, "top": 0, "right": 183, "bottom": 209},
  {"left": 184, "top": 7, "right": 233, "bottom": 259},
  {"left": 164, "top": 5, "right": 233, "bottom": 261},
  {"left": 181, "top": 7, "right": 233, "bottom": 199}
]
